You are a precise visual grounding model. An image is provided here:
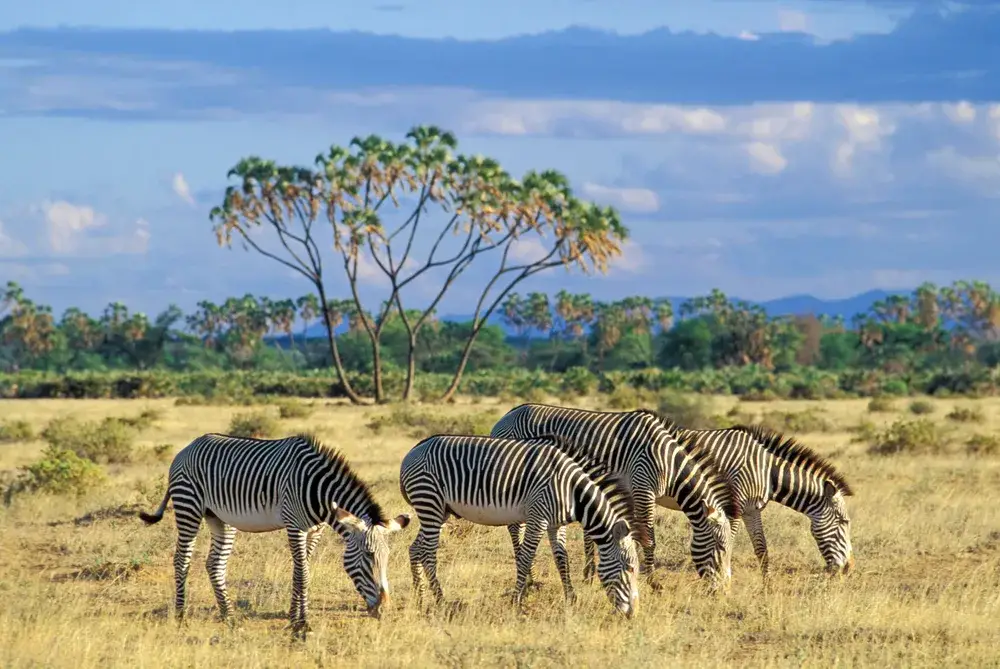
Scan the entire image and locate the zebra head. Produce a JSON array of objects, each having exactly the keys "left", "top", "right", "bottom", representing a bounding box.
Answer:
[
  {"left": 333, "top": 508, "right": 411, "bottom": 618},
  {"left": 595, "top": 518, "right": 640, "bottom": 618},
  {"left": 692, "top": 503, "right": 733, "bottom": 590},
  {"left": 809, "top": 480, "right": 854, "bottom": 575}
]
